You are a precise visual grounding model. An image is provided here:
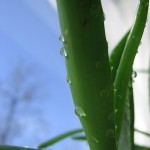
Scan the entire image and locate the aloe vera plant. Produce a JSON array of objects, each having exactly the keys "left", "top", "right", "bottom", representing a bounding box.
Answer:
[
  {"left": 0, "top": 0, "right": 149, "bottom": 150},
  {"left": 54, "top": 0, "right": 149, "bottom": 150}
]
